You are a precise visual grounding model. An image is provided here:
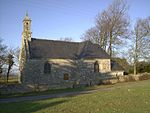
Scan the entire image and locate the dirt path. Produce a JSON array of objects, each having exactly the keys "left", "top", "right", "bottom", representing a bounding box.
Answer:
[
  {"left": 0, "top": 88, "right": 114, "bottom": 103},
  {"left": 0, "top": 80, "right": 146, "bottom": 103}
]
